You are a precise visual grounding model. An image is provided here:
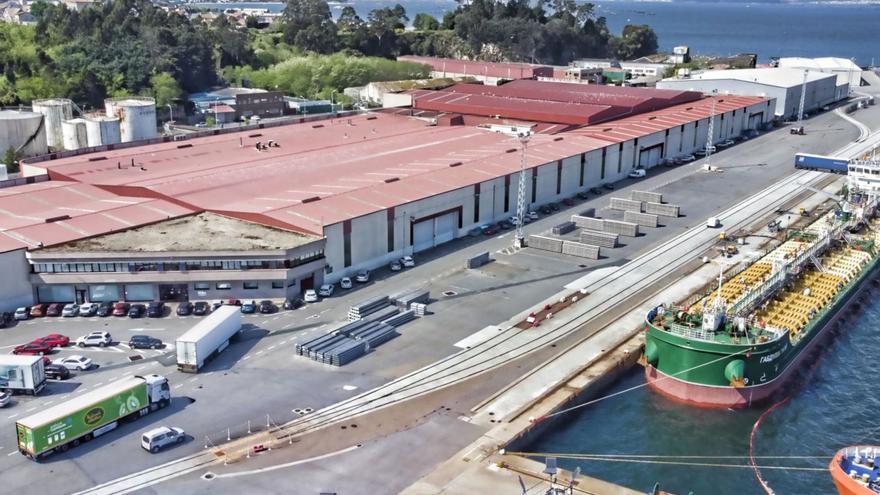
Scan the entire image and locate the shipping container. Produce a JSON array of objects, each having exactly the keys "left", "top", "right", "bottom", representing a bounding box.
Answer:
[
  {"left": 794, "top": 152, "right": 849, "bottom": 174},
  {"left": 0, "top": 355, "right": 46, "bottom": 395},
  {"left": 176, "top": 306, "right": 242, "bottom": 373}
]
